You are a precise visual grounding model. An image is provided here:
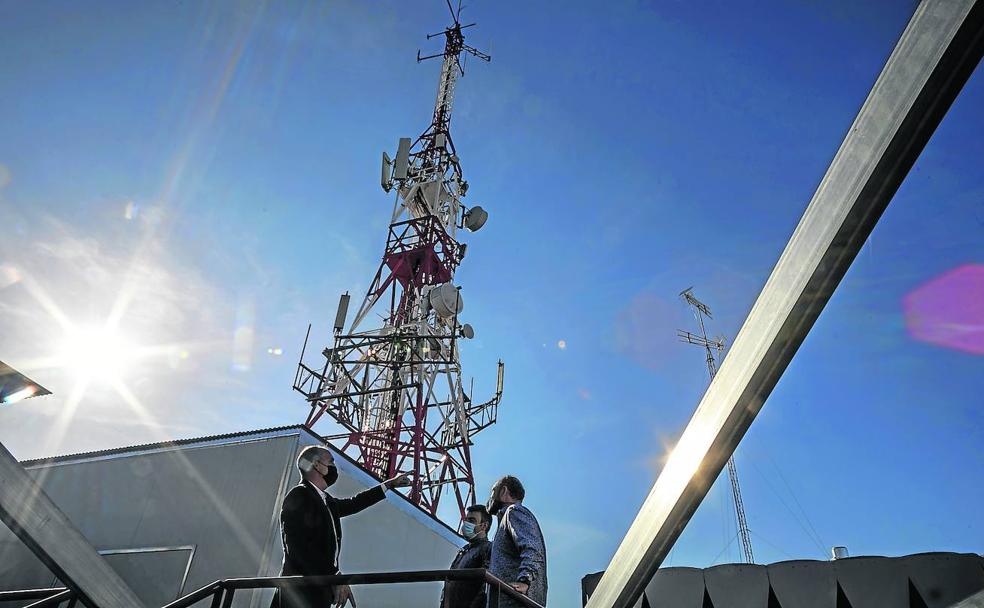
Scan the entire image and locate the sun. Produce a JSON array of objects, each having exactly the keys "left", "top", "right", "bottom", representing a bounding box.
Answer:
[{"left": 58, "top": 325, "right": 135, "bottom": 384}]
